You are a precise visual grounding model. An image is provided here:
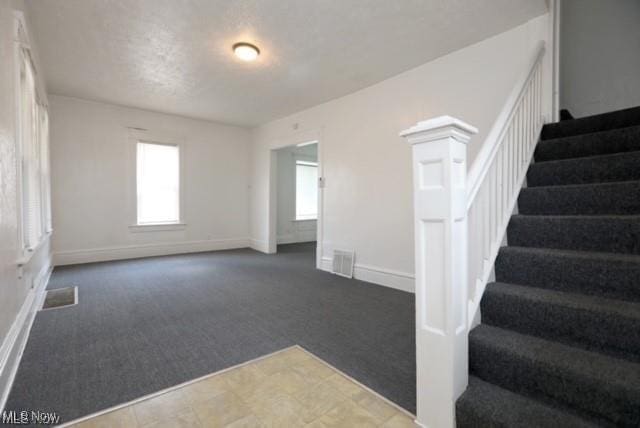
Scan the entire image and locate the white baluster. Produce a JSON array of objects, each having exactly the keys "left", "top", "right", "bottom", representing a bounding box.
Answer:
[{"left": 497, "top": 147, "right": 504, "bottom": 234}]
